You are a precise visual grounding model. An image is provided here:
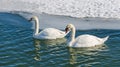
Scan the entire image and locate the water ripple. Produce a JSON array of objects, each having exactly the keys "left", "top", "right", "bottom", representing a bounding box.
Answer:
[{"left": 1, "top": 21, "right": 120, "bottom": 67}]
